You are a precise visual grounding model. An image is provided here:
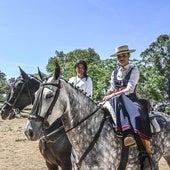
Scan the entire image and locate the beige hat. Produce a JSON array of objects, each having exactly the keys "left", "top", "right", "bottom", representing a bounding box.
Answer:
[{"left": 110, "top": 45, "right": 136, "bottom": 57}]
